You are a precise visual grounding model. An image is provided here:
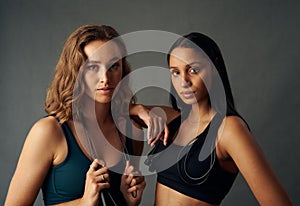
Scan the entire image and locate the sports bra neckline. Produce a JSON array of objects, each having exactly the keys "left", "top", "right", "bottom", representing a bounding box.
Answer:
[
  {"left": 62, "top": 121, "right": 126, "bottom": 170},
  {"left": 169, "top": 112, "right": 220, "bottom": 147}
]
